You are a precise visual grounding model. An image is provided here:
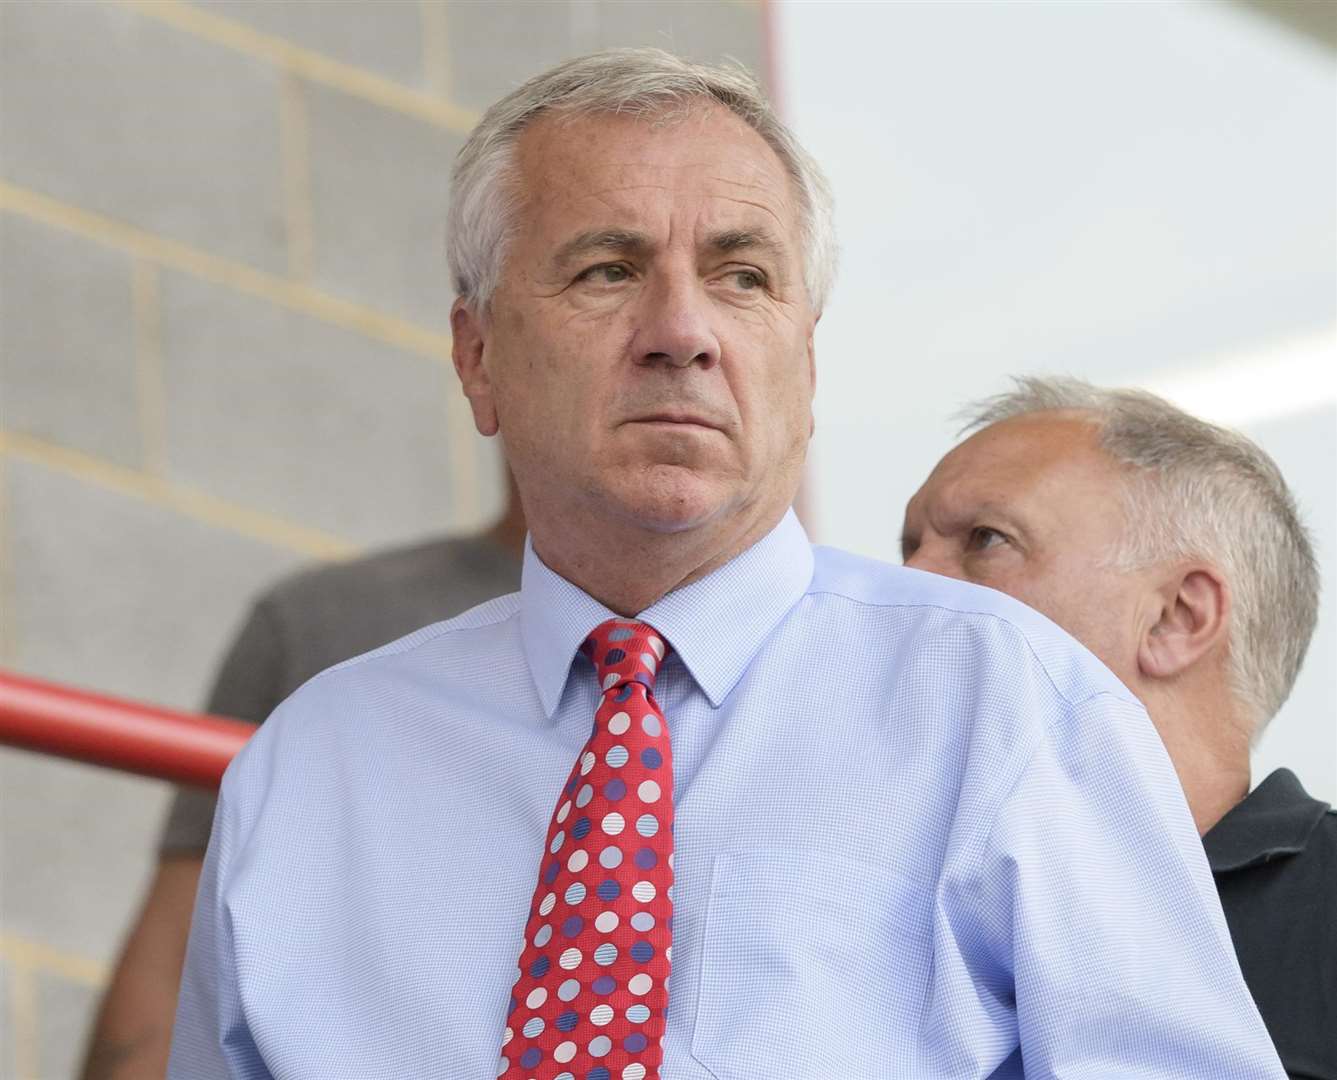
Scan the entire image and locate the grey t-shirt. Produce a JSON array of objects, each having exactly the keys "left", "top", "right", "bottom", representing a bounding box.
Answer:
[{"left": 160, "top": 534, "right": 522, "bottom": 853}]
